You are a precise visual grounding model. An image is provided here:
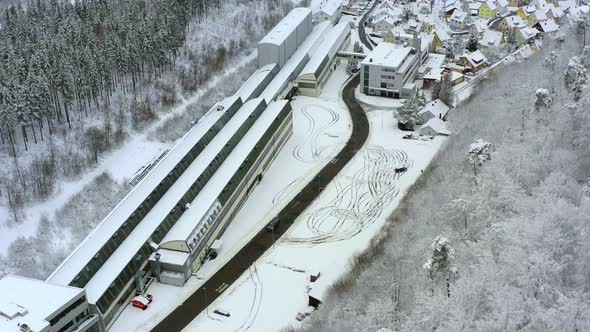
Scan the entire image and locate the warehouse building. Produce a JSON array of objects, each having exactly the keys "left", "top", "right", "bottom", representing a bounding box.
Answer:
[
  {"left": 150, "top": 100, "right": 293, "bottom": 286},
  {"left": 47, "top": 96, "right": 245, "bottom": 329},
  {"left": 296, "top": 20, "right": 351, "bottom": 97},
  {"left": 261, "top": 21, "right": 332, "bottom": 102},
  {"left": 360, "top": 40, "right": 421, "bottom": 99},
  {"left": 258, "top": 8, "right": 313, "bottom": 68},
  {"left": 0, "top": 276, "right": 100, "bottom": 332},
  {"left": 236, "top": 64, "right": 280, "bottom": 102}
]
